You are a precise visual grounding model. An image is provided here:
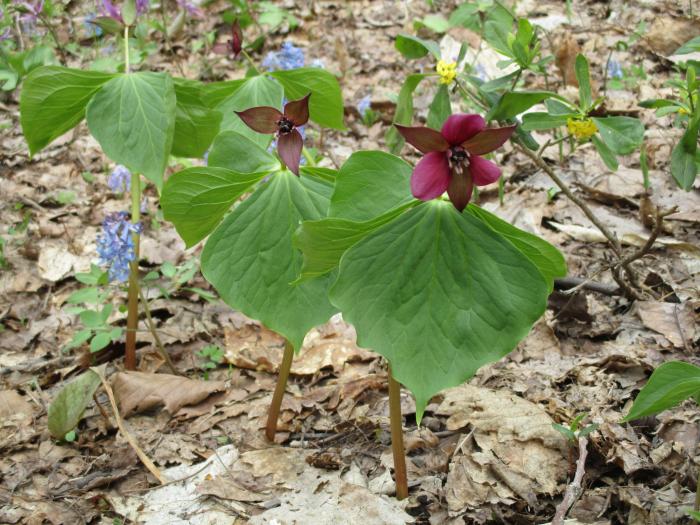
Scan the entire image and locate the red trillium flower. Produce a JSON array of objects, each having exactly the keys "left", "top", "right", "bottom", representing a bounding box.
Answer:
[
  {"left": 229, "top": 19, "right": 243, "bottom": 58},
  {"left": 236, "top": 94, "right": 311, "bottom": 175},
  {"left": 395, "top": 114, "right": 516, "bottom": 211}
]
